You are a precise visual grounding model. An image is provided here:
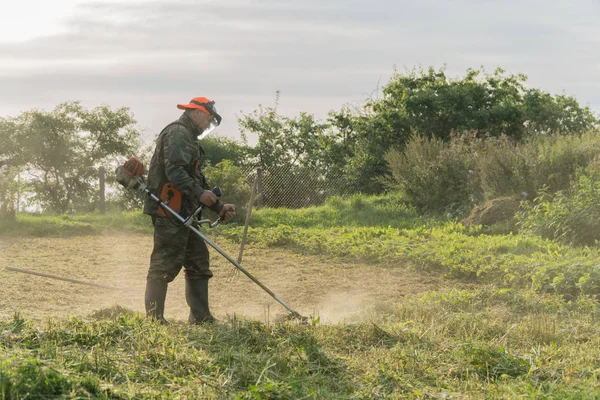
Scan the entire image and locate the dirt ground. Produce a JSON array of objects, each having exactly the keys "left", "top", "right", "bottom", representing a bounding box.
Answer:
[{"left": 0, "top": 232, "right": 454, "bottom": 324}]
